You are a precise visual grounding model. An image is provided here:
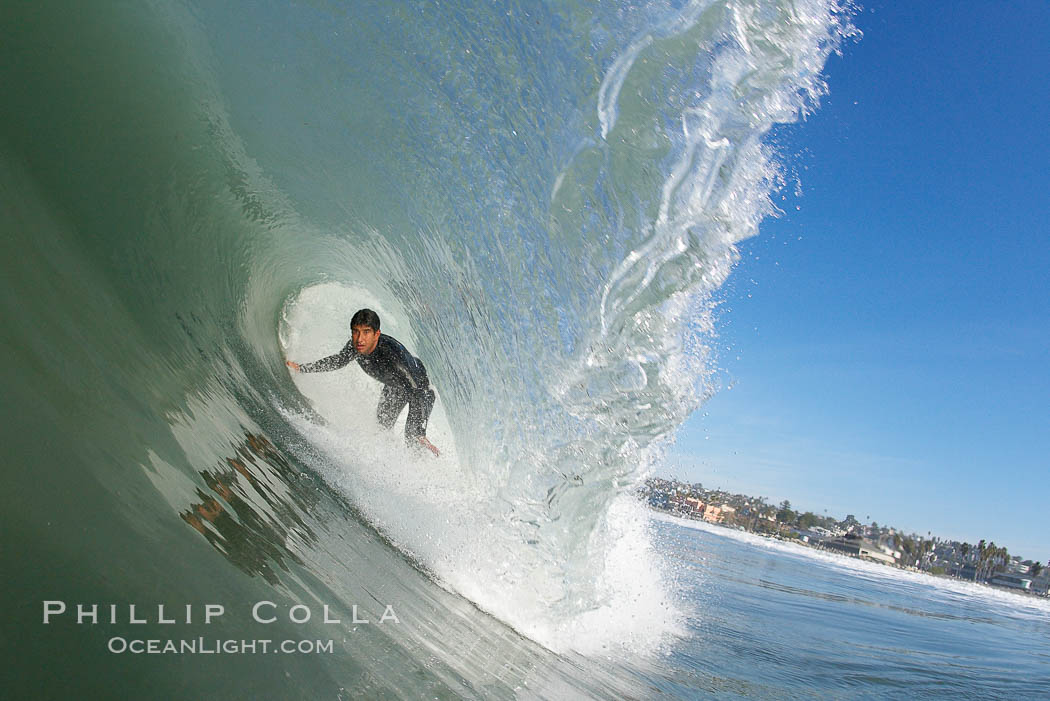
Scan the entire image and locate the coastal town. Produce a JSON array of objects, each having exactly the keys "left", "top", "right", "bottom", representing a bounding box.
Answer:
[{"left": 643, "top": 478, "right": 1050, "bottom": 596}]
